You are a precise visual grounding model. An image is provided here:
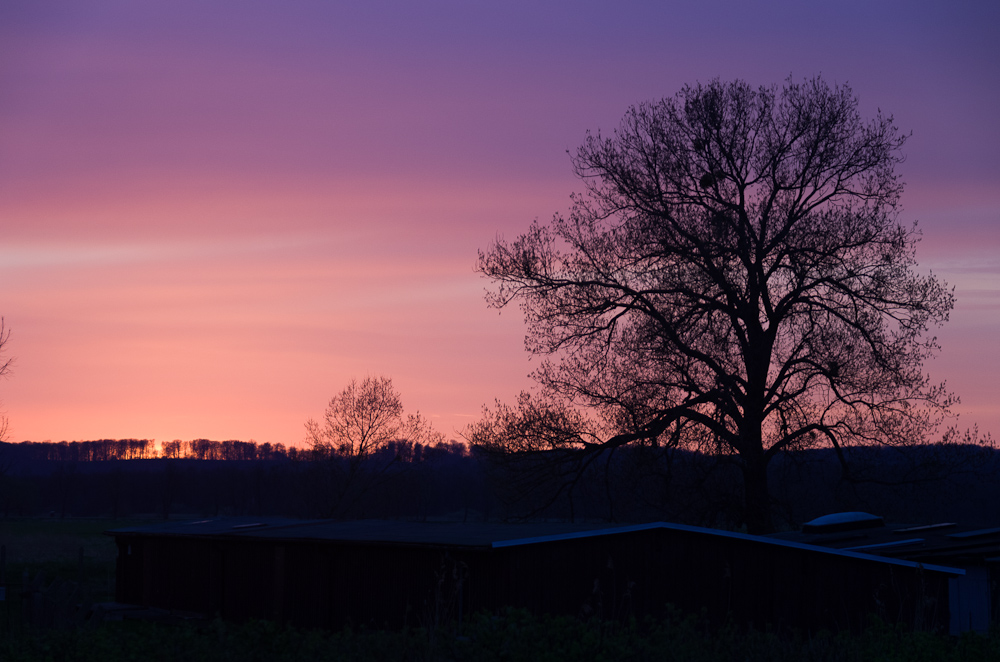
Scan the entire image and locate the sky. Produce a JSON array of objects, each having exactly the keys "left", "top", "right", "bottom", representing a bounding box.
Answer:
[{"left": 1, "top": 0, "right": 998, "bottom": 447}]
